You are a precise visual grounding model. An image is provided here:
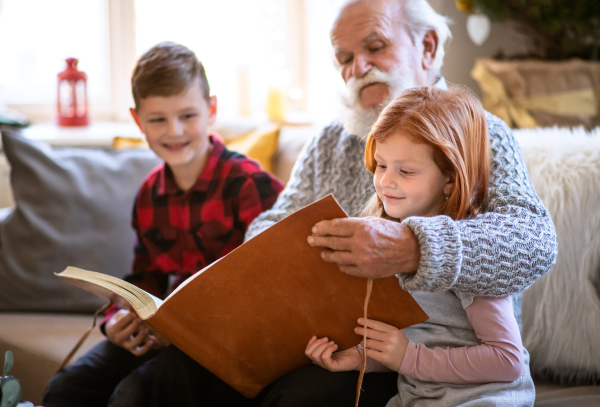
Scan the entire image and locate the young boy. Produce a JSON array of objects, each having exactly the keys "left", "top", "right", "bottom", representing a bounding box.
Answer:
[{"left": 43, "top": 42, "right": 284, "bottom": 407}]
